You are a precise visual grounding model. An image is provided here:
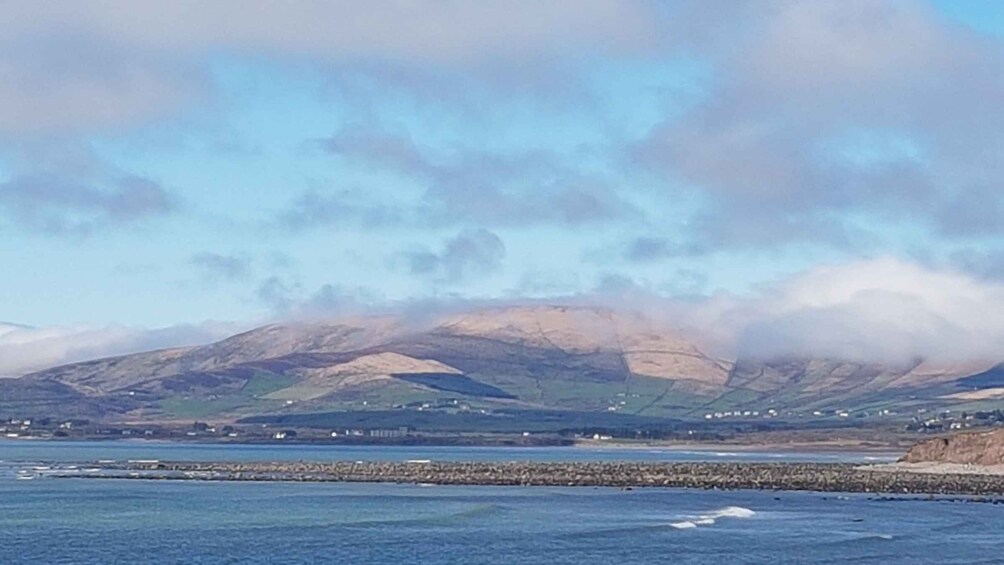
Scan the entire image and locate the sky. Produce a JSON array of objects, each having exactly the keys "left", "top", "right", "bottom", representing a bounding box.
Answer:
[{"left": 3, "top": 0, "right": 1004, "bottom": 374}]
